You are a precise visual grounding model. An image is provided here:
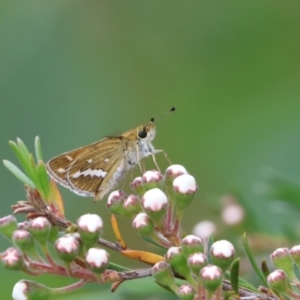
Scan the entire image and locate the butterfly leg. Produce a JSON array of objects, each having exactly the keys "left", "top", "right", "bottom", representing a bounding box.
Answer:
[
  {"left": 153, "top": 149, "right": 172, "bottom": 165},
  {"left": 136, "top": 144, "right": 145, "bottom": 174},
  {"left": 163, "top": 150, "right": 172, "bottom": 165},
  {"left": 151, "top": 152, "right": 161, "bottom": 173}
]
